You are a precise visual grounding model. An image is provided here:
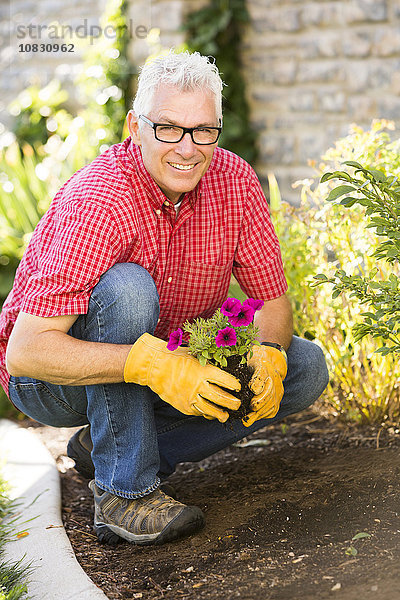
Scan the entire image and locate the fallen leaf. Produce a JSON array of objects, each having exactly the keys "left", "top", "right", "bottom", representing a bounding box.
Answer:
[{"left": 352, "top": 532, "right": 371, "bottom": 541}]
